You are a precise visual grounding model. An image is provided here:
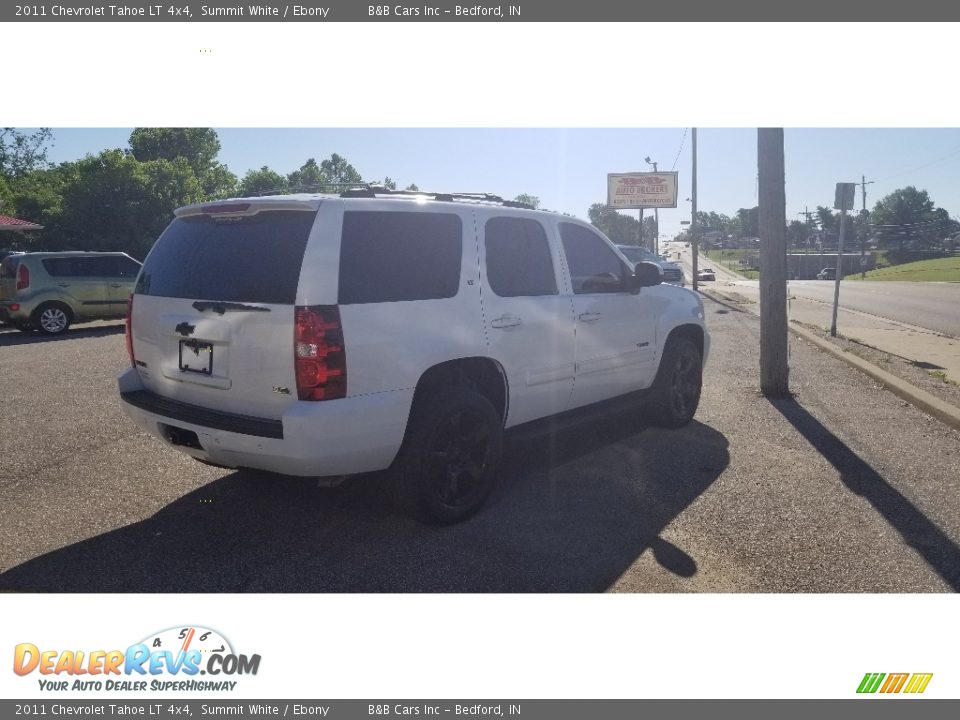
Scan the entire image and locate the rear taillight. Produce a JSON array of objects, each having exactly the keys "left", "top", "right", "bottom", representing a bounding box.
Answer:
[
  {"left": 16, "top": 264, "right": 29, "bottom": 290},
  {"left": 125, "top": 294, "right": 135, "bottom": 368},
  {"left": 294, "top": 305, "right": 346, "bottom": 401}
]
